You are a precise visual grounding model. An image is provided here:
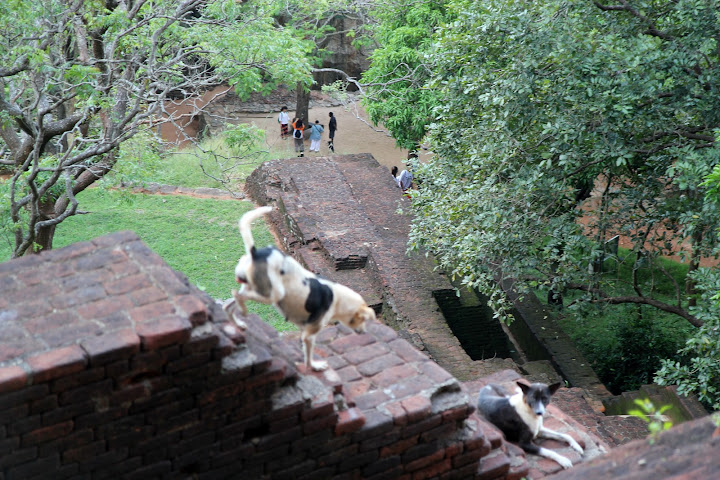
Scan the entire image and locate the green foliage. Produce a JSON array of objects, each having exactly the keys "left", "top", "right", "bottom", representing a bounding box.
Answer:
[
  {"left": 656, "top": 267, "right": 720, "bottom": 410},
  {"left": 0, "top": 0, "right": 313, "bottom": 256},
  {"left": 409, "top": 0, "right": 720, "bottom": 322},
  {"left": 361, "top": 0, "right": 452, "bottom": 149},
  {"left": 628, "top": 398, "right": 673, "bottom": 442},
  {"left": 199, "top": 0, "right": 314, "bottom": 97}
]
